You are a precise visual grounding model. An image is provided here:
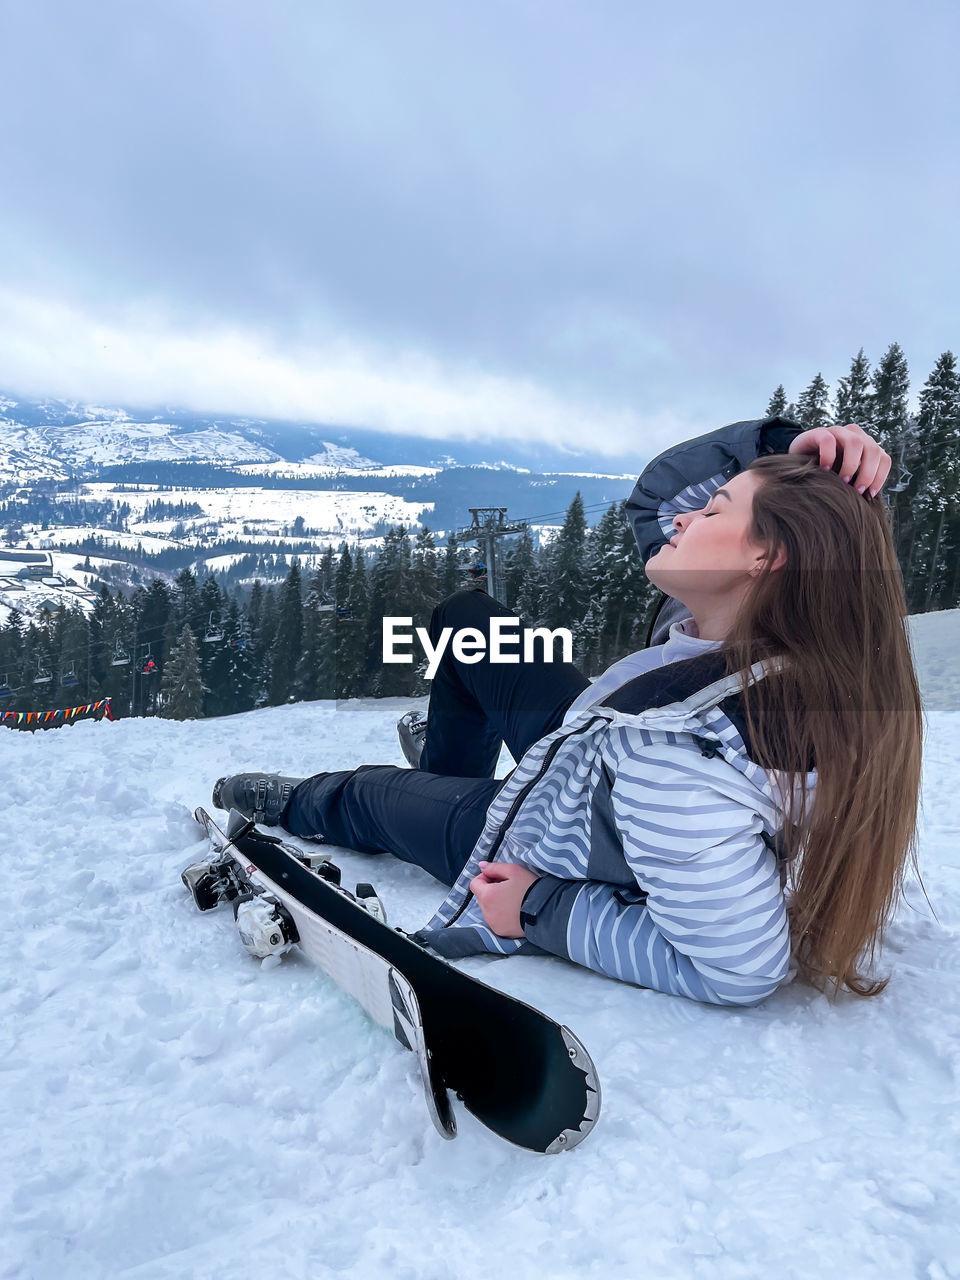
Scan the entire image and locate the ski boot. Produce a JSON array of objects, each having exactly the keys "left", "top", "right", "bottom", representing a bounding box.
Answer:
[
  {"left": 212, "top": 773, "right": 304, "bottom": 826},
  {"left": 397, "top": 712, "right": 428, "bottom": 768}
]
